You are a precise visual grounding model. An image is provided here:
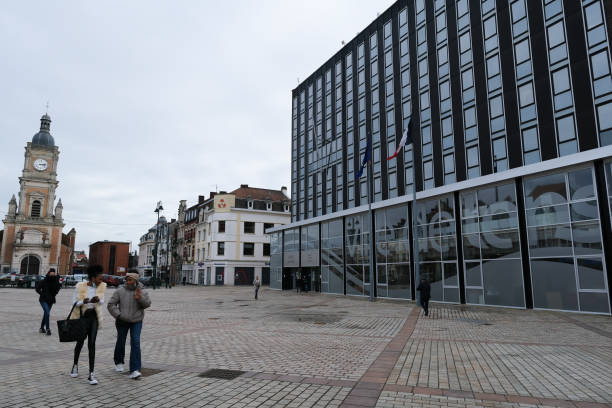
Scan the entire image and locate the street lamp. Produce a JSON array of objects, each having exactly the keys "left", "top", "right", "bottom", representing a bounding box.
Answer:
[{"left": 152, "top": 201, "right": 163, "bottom": 289}]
